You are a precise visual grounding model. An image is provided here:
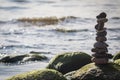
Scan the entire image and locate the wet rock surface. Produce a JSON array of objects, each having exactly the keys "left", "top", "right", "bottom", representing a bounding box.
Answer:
[{"left": 113, "top": 51, "right": 120, "bottom": 60}]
